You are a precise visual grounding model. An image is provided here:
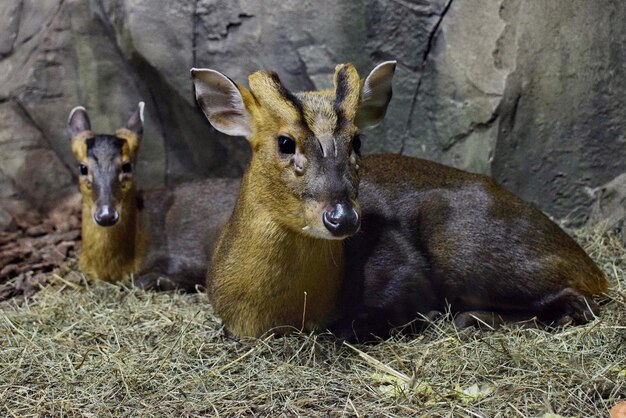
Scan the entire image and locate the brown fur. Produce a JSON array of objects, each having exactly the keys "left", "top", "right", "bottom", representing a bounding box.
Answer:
[
  {"left": 206, "top": 69, "right": 360, "bottom": 336},
  {"left": 210, "top": 178, "right": 343, "bottom": 336},
  {"left": 359, "top": 154, "right": 608, "bottom": 296},
  {"left": 71, "top": 126, "right": 144, "bottom": 282},
  {"left": 334, "top": 154, "right": 609, "bottom": 340},
  {"left": 69, "top": 105, "right": 239, "bottom": 290},
  {"left": 194, "top": 63, "right": 608, "bottom": 340},
  {"left": 79, "top": 186, "right": 143, "bottom": 281}
]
